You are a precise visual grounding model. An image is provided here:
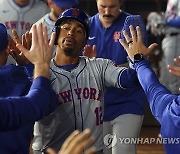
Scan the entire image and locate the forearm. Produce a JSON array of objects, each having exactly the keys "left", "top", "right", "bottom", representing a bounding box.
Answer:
[
  {"left": 34, "top": 64, "right": 50, "bottom": 79},
  {"left": 0, "top": 77, "right": 58, "bottom": 131},
  {"left": 119, "top": 67, "right": 139, "bottom": 88},
  {"left": 134, "top": 60, "right": 175, "bottom": 119}
]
